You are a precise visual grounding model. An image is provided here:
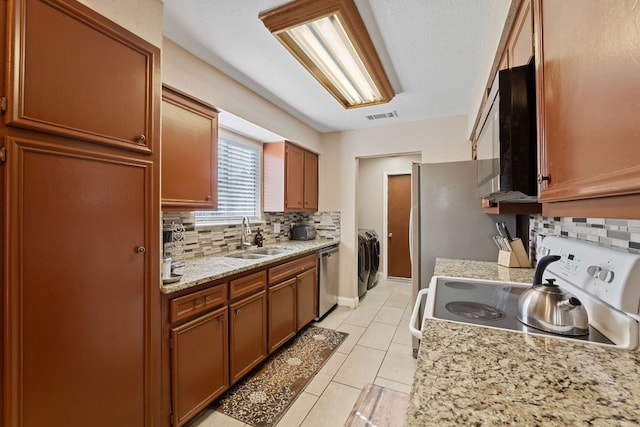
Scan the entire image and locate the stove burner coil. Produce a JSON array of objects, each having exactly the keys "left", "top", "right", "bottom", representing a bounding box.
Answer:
[
  {"left": 445, "top": 301, "right": 505, "bottom": 321},
  {"left": 444, "top": 281, "right": 477, "bottom": 290}
]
